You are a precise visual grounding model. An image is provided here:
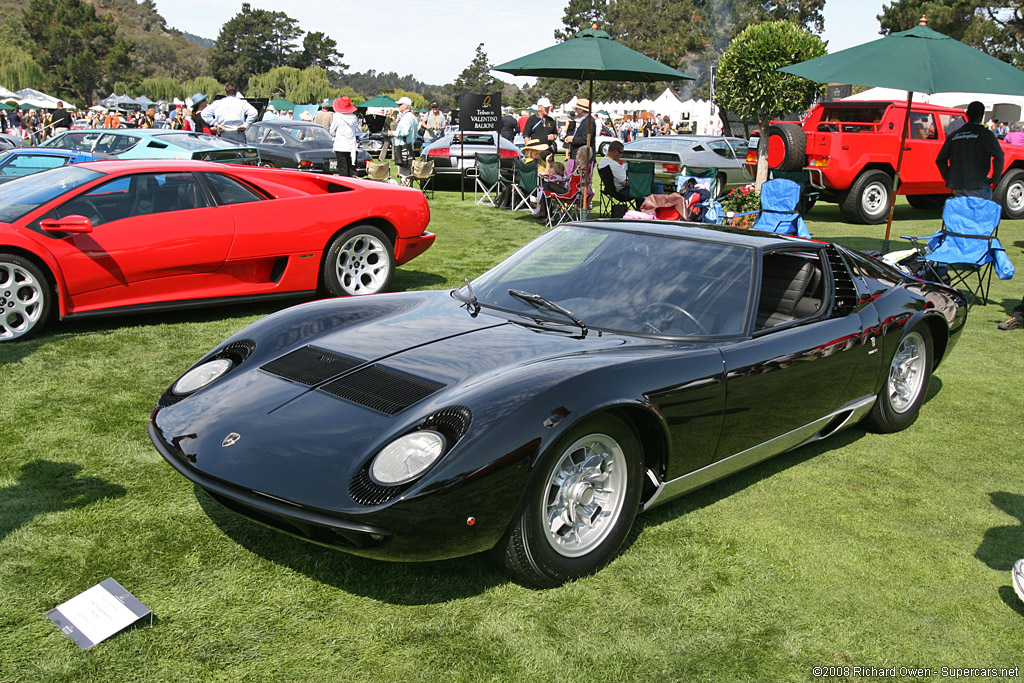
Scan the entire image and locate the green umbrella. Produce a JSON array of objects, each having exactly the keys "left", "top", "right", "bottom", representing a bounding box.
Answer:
[
  {"left": 269, "top": 97, "right": 294, "bottom": 111},
  {"left": 494, "top": 28, "right": 693, "bottom": 213},
  {"left": 0, "top": 102, "right": 13, "bottom": 110},
  {"left": 357, "top": 95, "right": 398, "bottom": 109},
  {"left": 779, "top": 19, "right": 1024, "bottom": 242}
]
